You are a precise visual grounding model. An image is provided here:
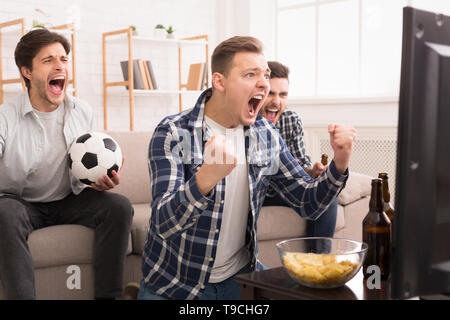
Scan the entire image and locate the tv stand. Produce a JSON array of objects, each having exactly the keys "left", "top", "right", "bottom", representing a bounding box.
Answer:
[
  {"left": 234, "top": 267, "right": 392, "bottom": 300},
  {"left": 420, "top": 293, "right": 450, "bottom": 300}
]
